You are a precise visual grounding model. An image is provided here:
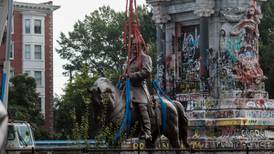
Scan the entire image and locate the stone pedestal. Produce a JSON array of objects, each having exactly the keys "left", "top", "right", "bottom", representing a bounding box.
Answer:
[
  {"left": 148, "top": 0, "right": 274, "bottom": 150},
  {"left": 187, "top": 90, "right": 274, "bottom": 149}
]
